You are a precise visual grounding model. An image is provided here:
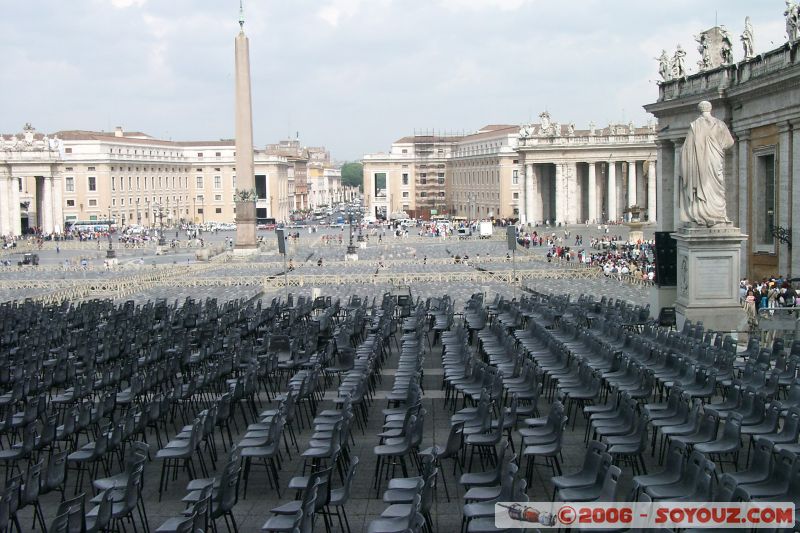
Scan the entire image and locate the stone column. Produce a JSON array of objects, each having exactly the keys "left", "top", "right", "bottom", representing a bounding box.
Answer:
[
  {"left": 566, "top": 162, "right": 578, "bottom": 224},
  {"left": 554, "top": 163, "right": 565, "bottom": 225},
  {"left": 627, "top": 160, "right": 637, "bottom": 210},
  {"left": 587, "top": 162, "right": 597, "bottom": 223},
  {"left": 673, "top": 140, "right": 684, "bottom": 228},
  {"left": 531, "top": 165, "right": 543, "bottom": 224},
  {"left": 41, "top": 177, "right": 54, "bottom": 234},
  {"left": 647, "top": 160, "right": 657, "bottom": 223},
  {"left": 51, "top": 171, "right": 63, "bottom": 234},
  {"left": 655, "top": 140, "right": 675, "bottom": 231},
  {"left": 607, "top": 161, "right": 616, "bottom": 223},
  {"left": 778, "top": 122, "right": 792, "bottom": 276},
  {"left": 791, "top": 122, "right": 800, "bottom": 278},
  {"left": 10, "top": 177, "right": 21, "bottom": 236},
  {"left": 0, "top": 174, "right": 9, "bottom": 236},
  {"left": 524, "top": 163, "right": 534, "bottom": 225}
]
